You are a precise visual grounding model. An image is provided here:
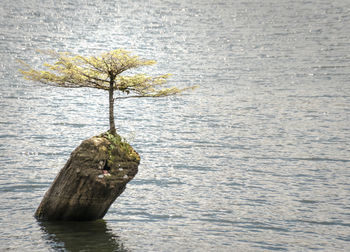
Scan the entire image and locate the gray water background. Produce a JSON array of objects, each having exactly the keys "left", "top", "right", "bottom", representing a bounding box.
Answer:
[{"left": 1, "top": 0, "right": 350, "bottom": 251}]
